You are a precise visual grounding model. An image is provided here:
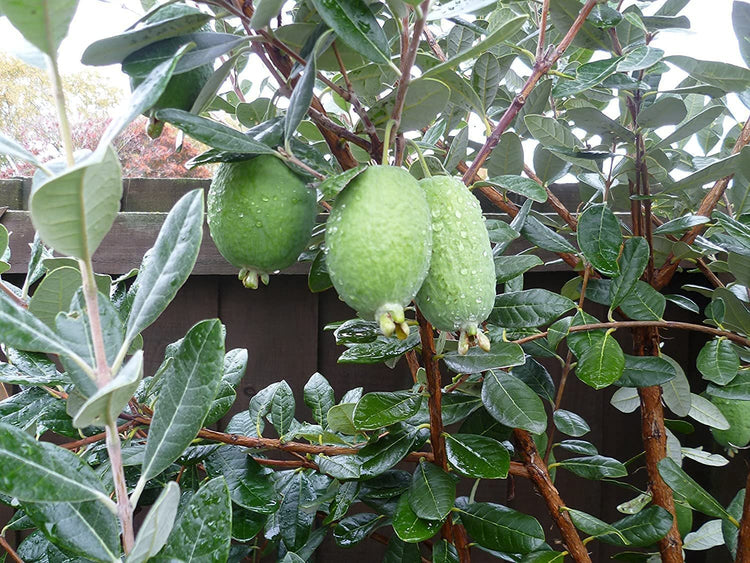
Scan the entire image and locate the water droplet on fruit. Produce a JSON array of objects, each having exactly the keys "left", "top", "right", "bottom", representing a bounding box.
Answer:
[{"left": 256, "top": 221, "right": 263, "bottom": 227}]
